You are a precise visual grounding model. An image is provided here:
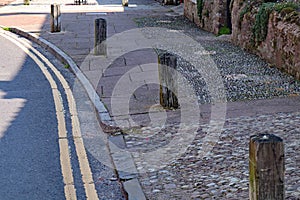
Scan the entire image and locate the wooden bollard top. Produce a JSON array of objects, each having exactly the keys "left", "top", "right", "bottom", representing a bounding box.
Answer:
[{"left": 250, "top": 133, "right": 283, "bottom": 143}]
